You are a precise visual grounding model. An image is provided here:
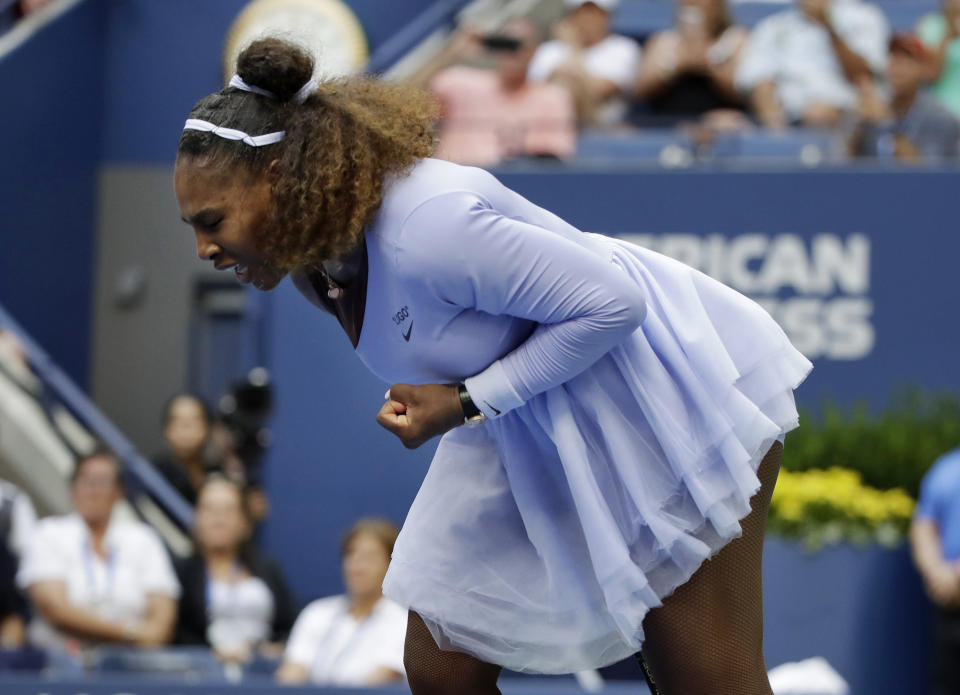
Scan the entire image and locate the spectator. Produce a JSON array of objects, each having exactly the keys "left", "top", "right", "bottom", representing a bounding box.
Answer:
[
  {"left": 152, "top": 394, "right": 224, "bottom": 505},
  {"left": 911, "top": 446, "right": 960, "bottom": 695},
  {"left": 634, "top": 0, "right": 749, "bottom": 126},
  {"left": 853, "top": 34, "right": 959, "bottom": 161},
  {"left": 410, "top": 17, "right": 576, "bottom": 168},
  {"left": 275, "top": 519, "right": 405, "bottom": 687},
  {"left": 17, "top": 450, "right": 179, "bottom": 651},
  {"left": 528, "top": 0, "right": 642, "bottom": 127},
  {"left": 736, "top": 0, "right": 890, "bottom": 129},
  {"left": 0, "top": 478, "right": 36, "bottom": 647},
  {"left": 917, "top": 0, "right": 960, "bottom": 118},
  {"left": 174, "top": 477, "right": 296, "bottom": 661}
]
